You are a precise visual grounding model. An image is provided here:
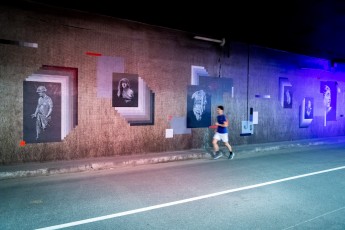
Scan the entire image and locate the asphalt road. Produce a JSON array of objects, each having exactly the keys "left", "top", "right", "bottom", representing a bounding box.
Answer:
[{"left": 1, "top": 143, "right": 345, "bottom": 230}]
